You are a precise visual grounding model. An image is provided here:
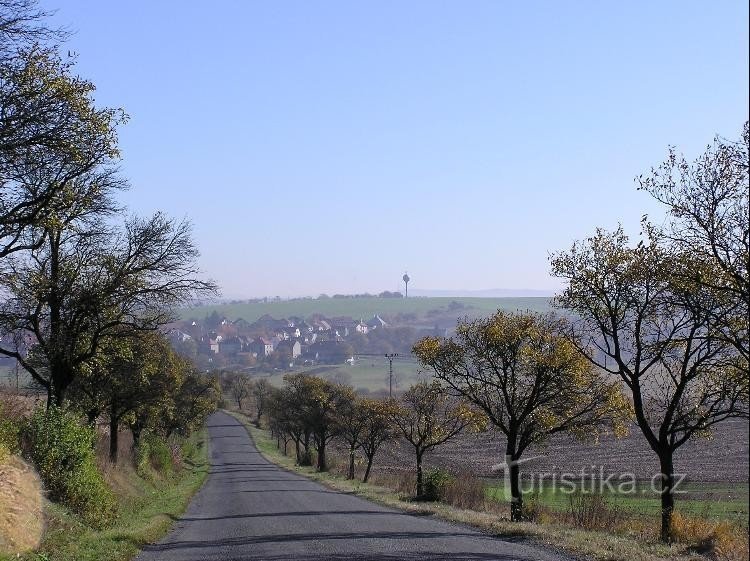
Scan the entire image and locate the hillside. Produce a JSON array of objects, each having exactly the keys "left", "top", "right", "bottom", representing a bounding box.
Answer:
[{"left": 180, "top": 296, "right": 553, "bottom": 324}]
